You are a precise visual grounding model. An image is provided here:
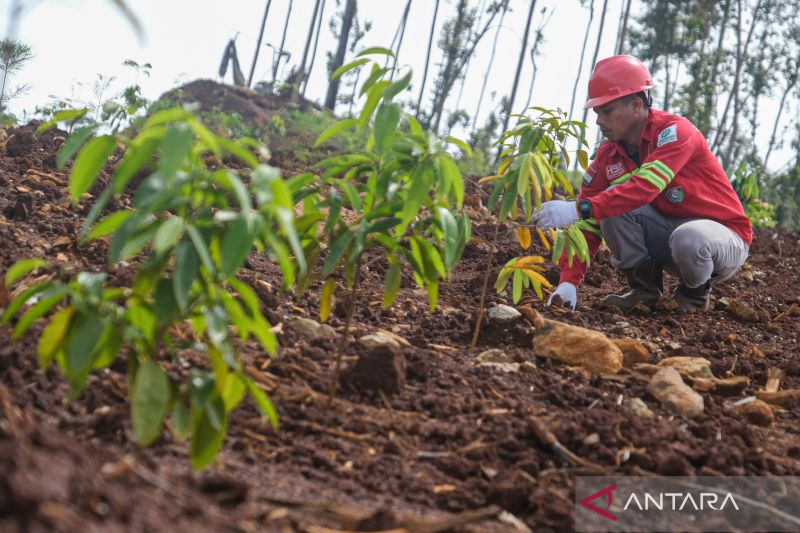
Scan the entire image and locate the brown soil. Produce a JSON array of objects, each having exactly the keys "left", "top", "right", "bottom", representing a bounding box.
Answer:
[{"left": 1, "top": 108, "right": 799, "bottom": 532}]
